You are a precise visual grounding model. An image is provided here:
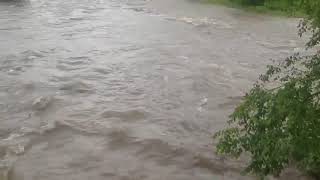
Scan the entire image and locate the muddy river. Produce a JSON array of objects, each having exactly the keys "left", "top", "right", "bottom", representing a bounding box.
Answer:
[{"left": 0, "top": 0, "right": 305, "bottom": 179}]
